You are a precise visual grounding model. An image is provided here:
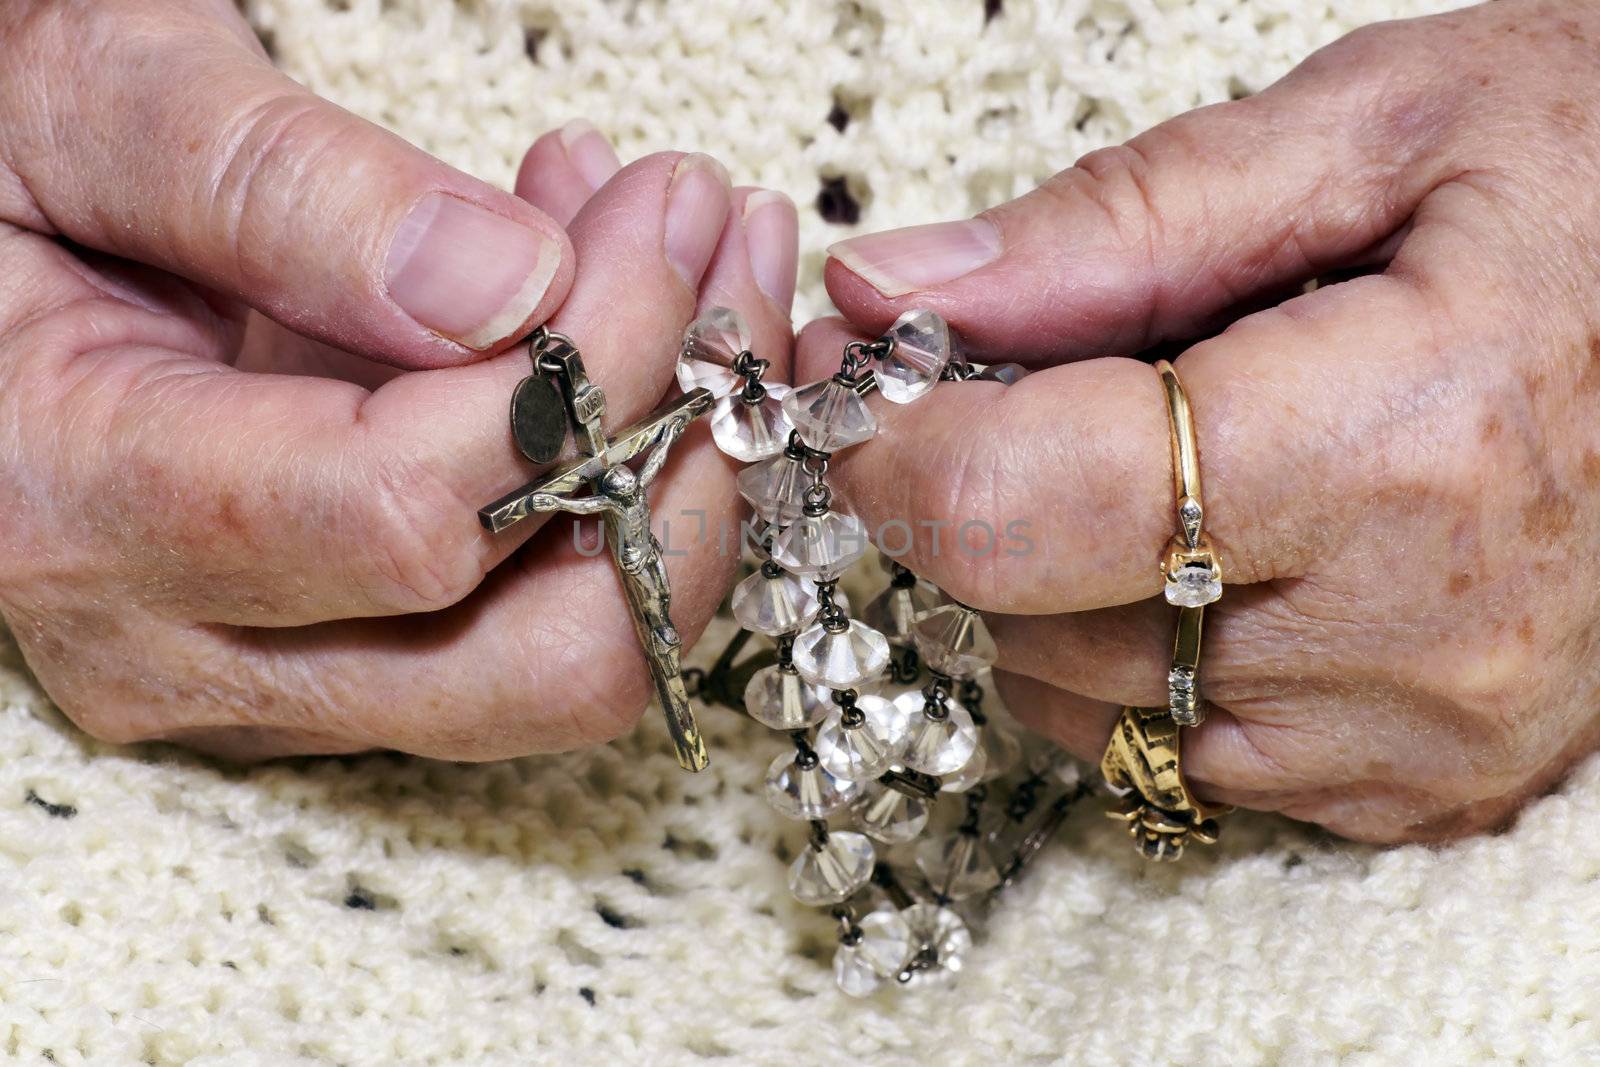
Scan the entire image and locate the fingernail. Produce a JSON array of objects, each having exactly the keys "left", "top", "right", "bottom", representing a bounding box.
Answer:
[
  {"left": 559, "top": 119, "right": 621, "bottom": 190},
  {"left": 827, "top": 218, "right": 1002, "bottom": 298},
  {"left": 385, "top": 192, "right": 562, "bottom": 350},
  {"left": 665, "top": 153, "right": 731, "bottom": 288},
  {"left": 743, "top": 190, "right": 798, "bottom": 312}
]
